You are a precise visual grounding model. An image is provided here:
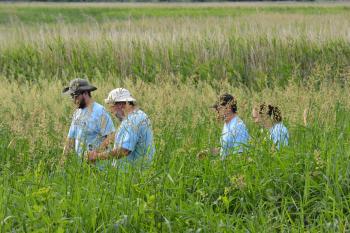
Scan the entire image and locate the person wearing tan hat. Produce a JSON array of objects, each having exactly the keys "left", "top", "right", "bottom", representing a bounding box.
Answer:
[
  {"left": 62, "top": 78, "right": 115, "bottom": 167},
  {"left": 198, "top": 93, "right": 249, "bottom": 159},
  {"left": 88, "top": 88, "right": 155, "bottom": 167}
]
